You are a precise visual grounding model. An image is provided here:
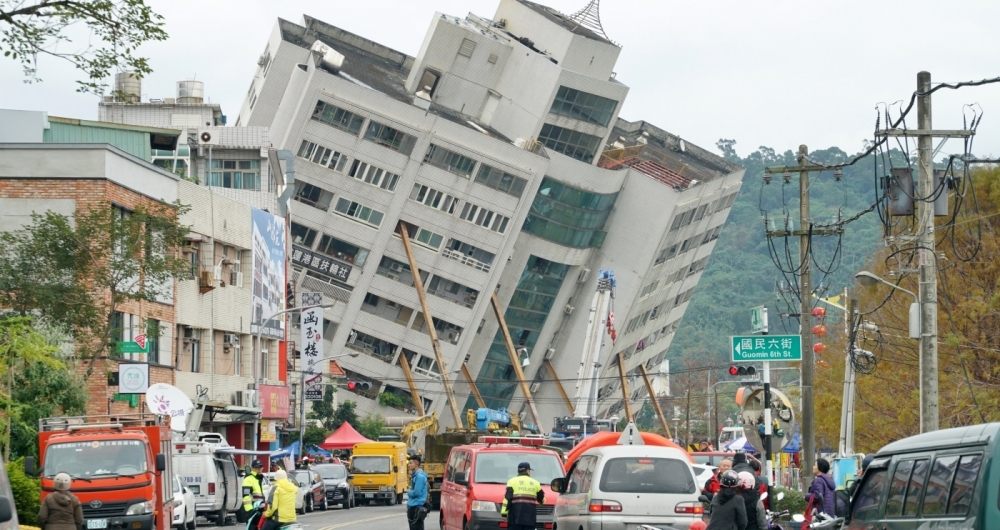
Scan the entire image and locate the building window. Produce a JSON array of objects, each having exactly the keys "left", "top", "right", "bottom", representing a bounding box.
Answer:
[
  {"left": 312, "top": 100, "right": 365, "bottom": 135},
  {"left": 348, "top": 159, "right": 400, "bottom": 191},
  {"left": 316, "top": 234, "right": 368, "bottom": 266},
  {"left": 537, "top": 124, "right": 602, "bottom": 163},
  {"left": 290, "top": 222, "right": 318, "bottom": 247},
  {"left": 364, "top": 121, "right": 416, "bottom": 156},
  {"left": 334, "top": 198, "right": 384, "bottom": 228},
  {"left": 444, "top": 239, "right": 495, "bottom": 267},
  {"left": 412, "top": 228, "right": 444, "bottom": 250},
  {"left": 458, "top": 38, "right": 476, "bottom": 58},
  {"left": 416, "top": 69, "right": 440, "bottom": 95},
  {"left": 146, "top": 319, "right": 160, "bottom": 364},
  {"left": 208, "top": 160, "right": 260, "bottom": 190},
  {"left": 409, "top": 184, "right": 458, "bottom": 214},
  {"left": 639, "top": 280, "right": 660, "bottom": 298},
  {"left": 459, "top": 202, "right": 509, "bottom": 233},
  {"left": 297, "top": 140, "right": 349, "bottom": 172},
  {"left": 475, "top": 164, "right": 528, "bottom": 198},
  {"left": 424, "top": 144, "right": 476, "bottom": 178},
  {"left": 522, "top": 177, "right": 617, "bottom": 248},
  {"left": 293, "top": 181, "right": 334, "bottom": 211},
  {"left": 549, "top": 86, "right": 618, "bottom": 127}
]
